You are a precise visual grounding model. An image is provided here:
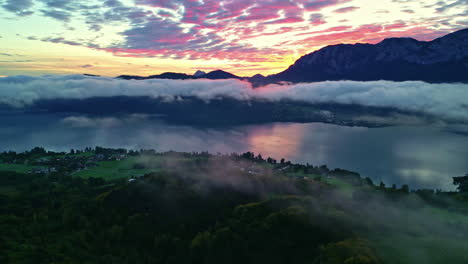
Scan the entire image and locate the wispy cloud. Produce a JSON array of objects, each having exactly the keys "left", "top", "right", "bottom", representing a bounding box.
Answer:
[
  {"left": 0, "top": 60, "right": 34, "bottom": 62},
  {"left": 334, "top": 6, "right": 360, "bottom": 13},
  {"left": 40, "top": 9, "right": 71, "bottom": 21},
  {"left": 2, "top": 0, "right": 34, "bottom": 16}
]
